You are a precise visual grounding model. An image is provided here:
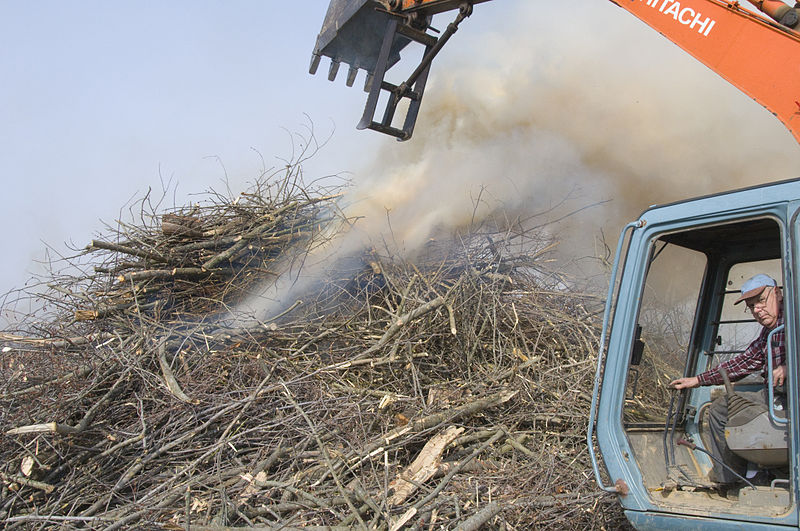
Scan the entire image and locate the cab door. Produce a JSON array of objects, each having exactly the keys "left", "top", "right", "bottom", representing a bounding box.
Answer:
[{"left": 595, "top": 200, "right": 799, "bottom": 529}]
